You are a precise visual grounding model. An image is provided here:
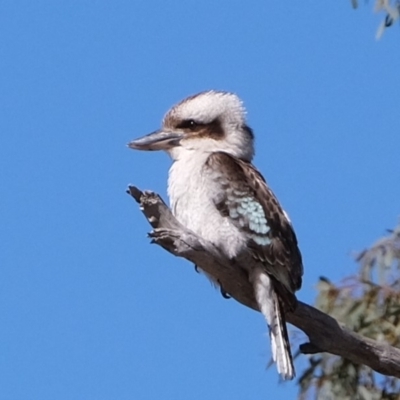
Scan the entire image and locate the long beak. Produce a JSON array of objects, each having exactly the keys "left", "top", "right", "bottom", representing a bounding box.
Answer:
[{"left": 128, "top": 130, "right": 183, "bottom": 151}]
